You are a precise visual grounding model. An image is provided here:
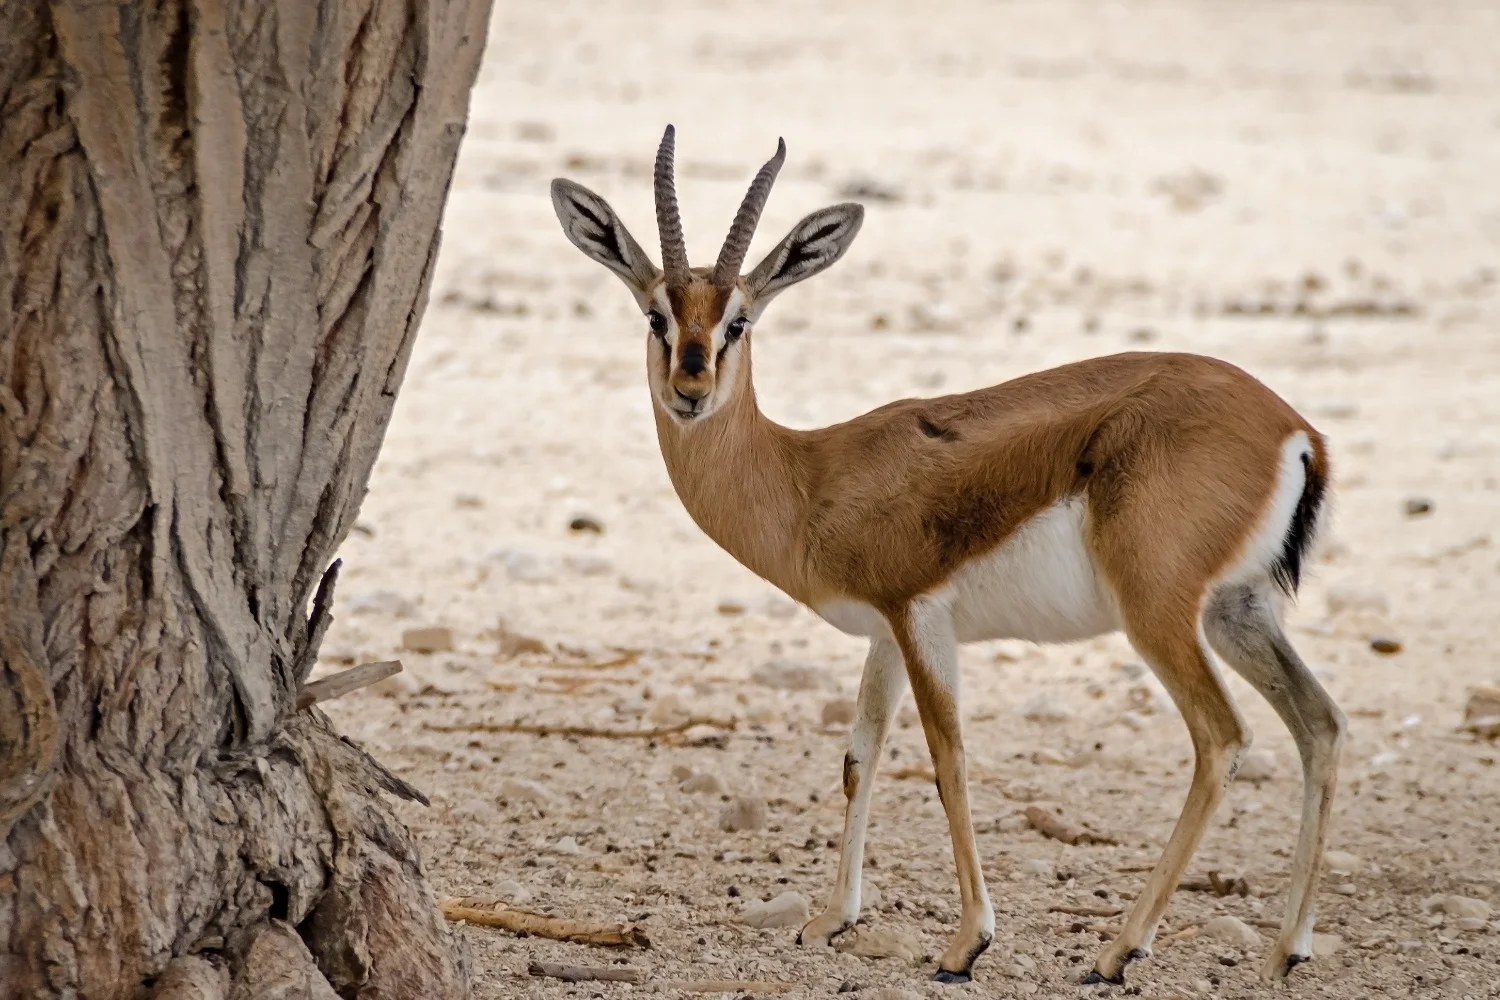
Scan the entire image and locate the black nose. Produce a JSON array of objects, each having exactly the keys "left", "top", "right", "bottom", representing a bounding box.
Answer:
[{"left": 678, "top": 343, "right": 708, "bottom": 376}]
